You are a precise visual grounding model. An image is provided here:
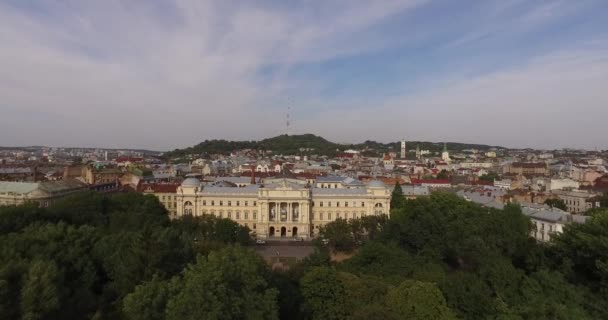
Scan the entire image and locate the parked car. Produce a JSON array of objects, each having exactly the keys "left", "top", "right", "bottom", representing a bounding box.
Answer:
[
  {"left": 255, "top": 239, "right": 266, "bottom": 245},
  {"left": 291, "top": 237, "right": 304, "bottom": 242}
]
